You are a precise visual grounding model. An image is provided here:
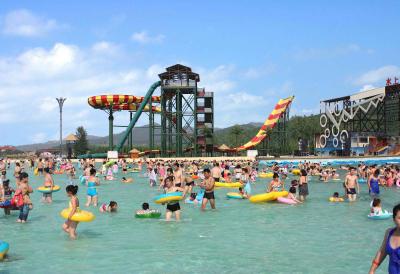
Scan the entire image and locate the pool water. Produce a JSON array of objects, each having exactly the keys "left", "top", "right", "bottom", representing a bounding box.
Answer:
[{"left": 0, "top": 166, "right": 395, "bottom": 273}]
